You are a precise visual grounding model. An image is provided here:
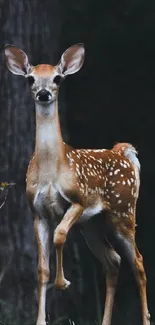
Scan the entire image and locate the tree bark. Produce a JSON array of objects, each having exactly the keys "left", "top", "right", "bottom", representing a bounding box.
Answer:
[{"left": 0, "top": 1, "right": 102, "bottom": 324}]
